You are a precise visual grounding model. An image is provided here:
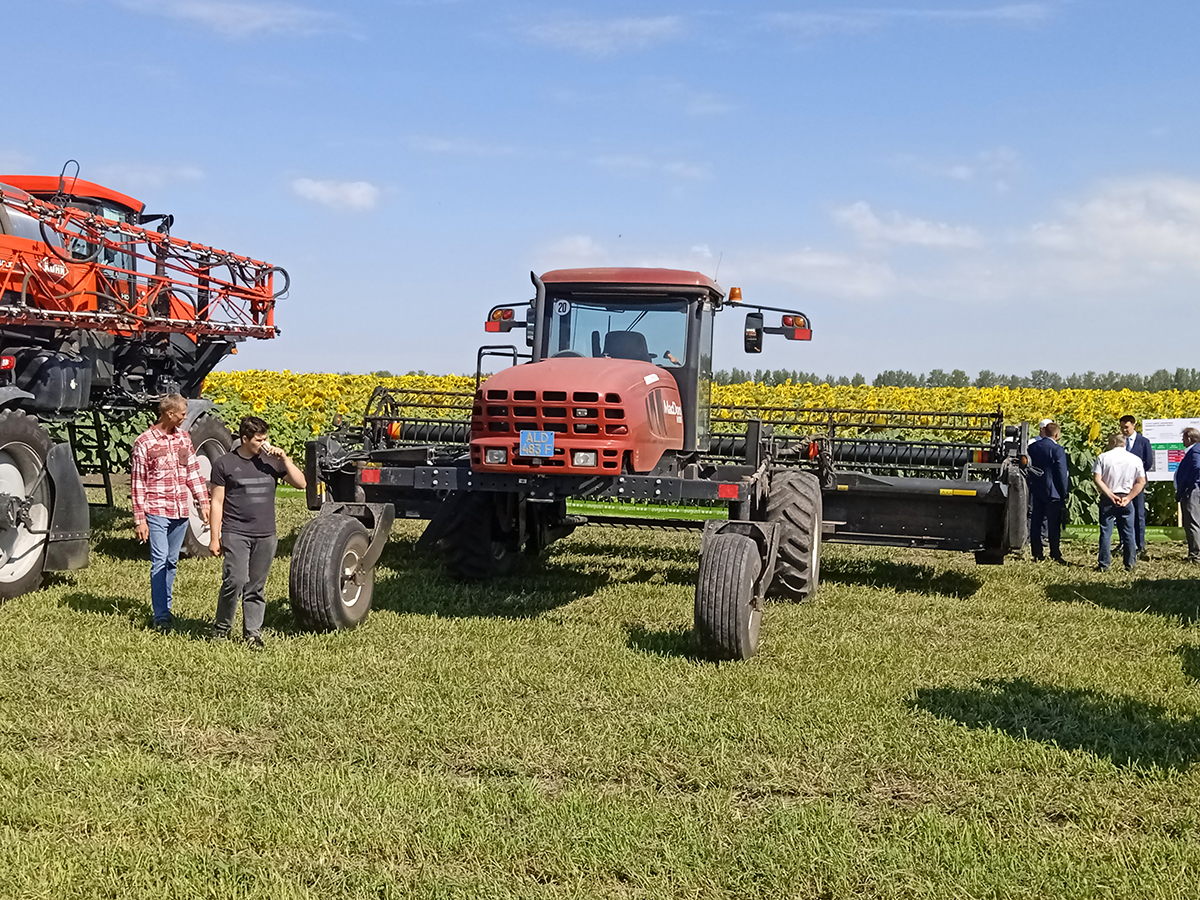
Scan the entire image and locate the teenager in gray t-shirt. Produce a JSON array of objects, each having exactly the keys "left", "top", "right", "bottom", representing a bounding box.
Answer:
[{"left": 208, "top": 415, "right": 306, "bottom": 648}]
